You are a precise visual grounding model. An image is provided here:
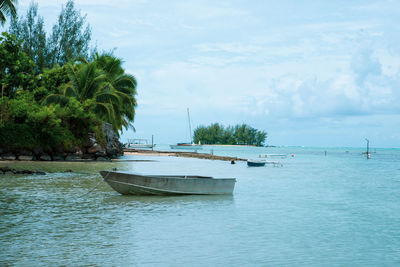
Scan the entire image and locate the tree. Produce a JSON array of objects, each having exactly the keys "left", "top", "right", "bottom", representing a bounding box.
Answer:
[
  {"left": 47, "top": 0, "right": 91, "bottom": 66},
  {"left": 9, "top": 2, "right": 47, "bottom": 72},
  {"left": 0, "top": 32, "right": 36, "bottom": 98},
  {"left": 93, "top": 53, "right": 137, "bottom": 132},
  {"left": 233, "top": 124, "right": 247, "bottom": 145},
  {"left": 45, "top": 61, "right": 109, "bottom": 113},
  {"left": 44, "top": 54, "right": 137, "bottom": 134},
  {"left": 193, "top": 123, "right": 267, "bottom": 146},
  {"left": 221, "top": 126, "right": 235, "bottom": 144},
  {"left": 0, "top": 90, "right": 102, "bottom": 151},
  {"left": 208, "top": 123, "right": 224, "bottom": 144},
  {"left": 0, "top": 0, "right": 17, "bottom": 26},
  {"left": 255, "top": 131, "right": 267, "bottom": 146},
  {"left": 40, "top": 64, "right": 69, "bottom": 90},
  {"left": 9, "top": 1, "right": 94, "bottom": 71},
  {"left": 193, "top": 125, "right": 208, "bottom": 144}
]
